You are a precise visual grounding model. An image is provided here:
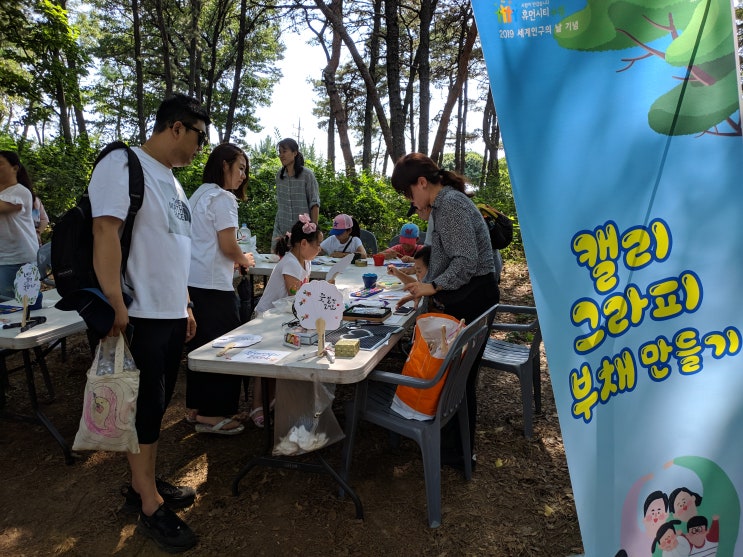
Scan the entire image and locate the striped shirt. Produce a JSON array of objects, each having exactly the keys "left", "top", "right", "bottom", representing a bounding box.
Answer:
[{"left": 426, "top": 186, "right": 495, "bottom": 291}]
